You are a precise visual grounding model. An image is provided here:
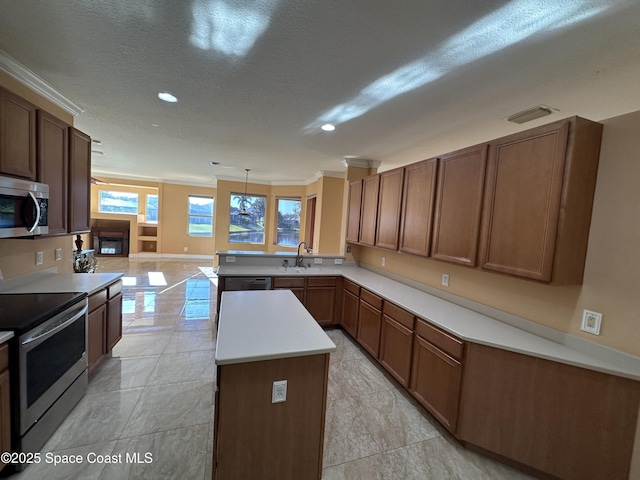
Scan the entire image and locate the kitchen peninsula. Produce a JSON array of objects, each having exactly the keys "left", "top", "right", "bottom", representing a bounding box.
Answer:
[{"left": 213, "top": 289, "right": 336, "bottom": 480}]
